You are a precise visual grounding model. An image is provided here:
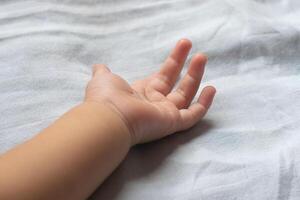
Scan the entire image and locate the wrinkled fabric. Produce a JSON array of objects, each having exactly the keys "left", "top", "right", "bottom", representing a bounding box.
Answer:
[{"left": 0, "top": 0, "right": 300, "bottom": 199}]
